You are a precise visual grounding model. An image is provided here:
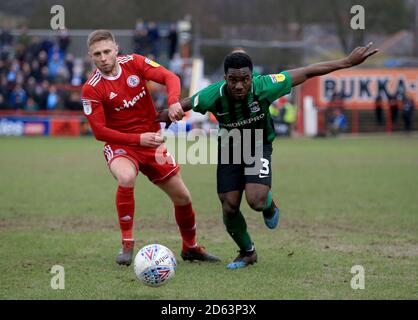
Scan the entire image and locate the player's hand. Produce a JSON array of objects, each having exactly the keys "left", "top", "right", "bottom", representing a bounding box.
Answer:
[
  {"left": 168, "top": 102, "right": 184, "bottom": 122},
  {"left": 139, "top": 132, "right": 165, "bottom": 147},
  {"left": 156, "top": 110, "right": 170, "bottom": 122},
  {"left": 346, "top": 42, "right": 379, "bottom": 67},
  {"left": 155, "top": 110, "right": 172, "bottom": 129}
]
